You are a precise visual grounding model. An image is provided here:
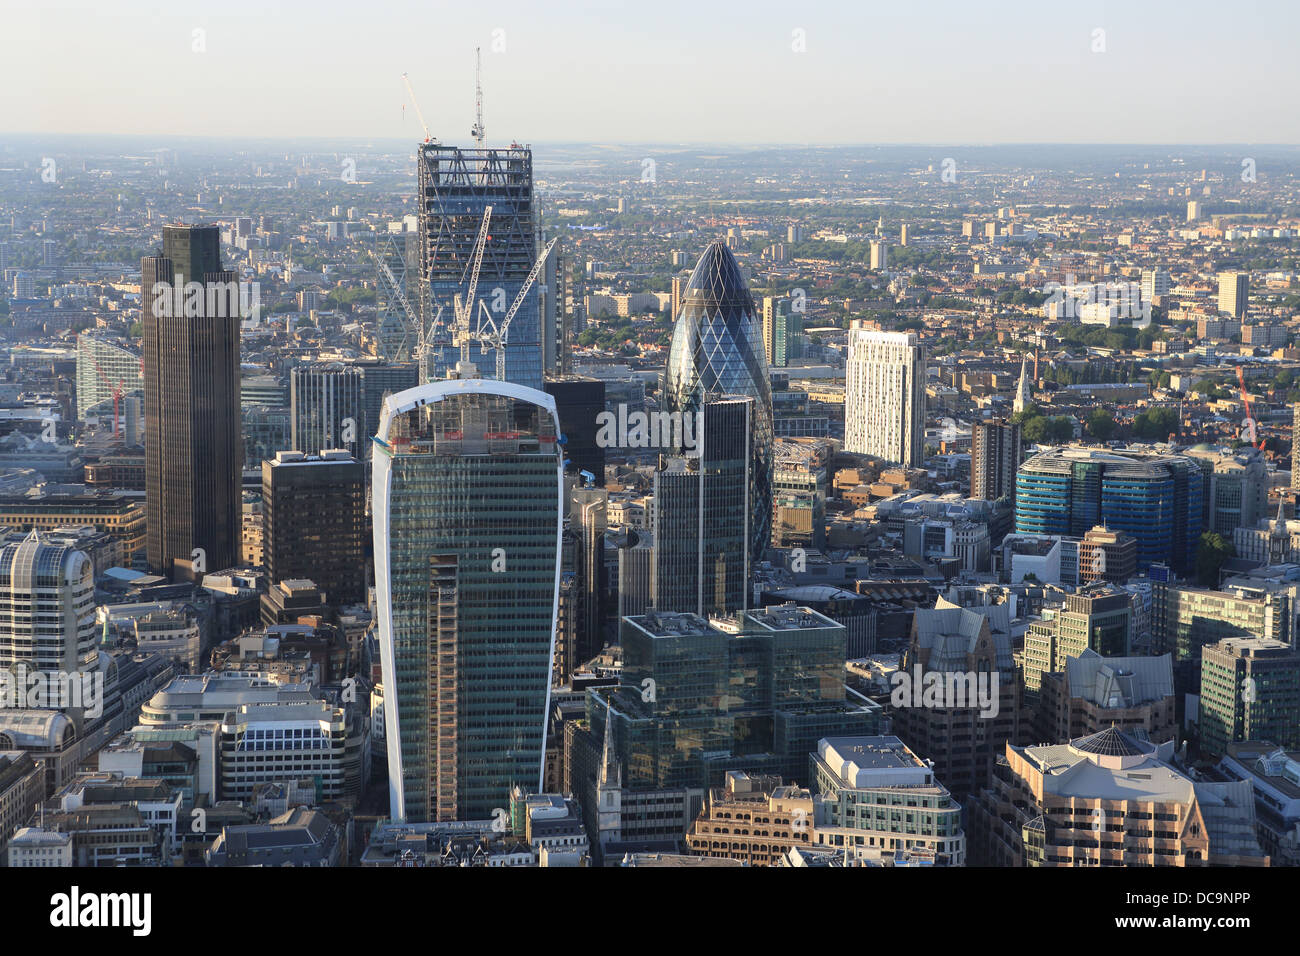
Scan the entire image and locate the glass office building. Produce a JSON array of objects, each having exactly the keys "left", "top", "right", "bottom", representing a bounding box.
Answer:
[
  {"left": 1015, "top": 447, "right": 1203, "bottom": 573},
  {"left": 665, "top": 241, "right": 773, "bottom": 563},
  {"left": 373, "top": 380, "right": 563, "bottom": 822},
  {"left": 653, "top": 395, "right": 752, "bottom": 617},
  {"left": 590, "top": 605, "right": 879, "bottom": 791}
]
